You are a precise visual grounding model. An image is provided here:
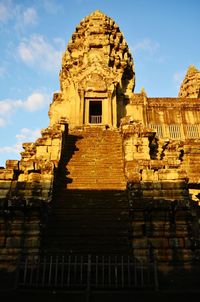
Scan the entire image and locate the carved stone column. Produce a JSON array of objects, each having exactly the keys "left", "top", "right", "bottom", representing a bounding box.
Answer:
[{"left": 78, "top": 88, "right": 85, "bottom": 126}]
